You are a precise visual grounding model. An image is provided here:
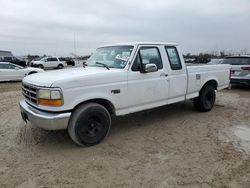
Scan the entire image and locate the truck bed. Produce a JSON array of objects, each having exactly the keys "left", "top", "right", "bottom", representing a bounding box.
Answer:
[{"left": 185, "top": 64, "right": 230, "bottom": 99}]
